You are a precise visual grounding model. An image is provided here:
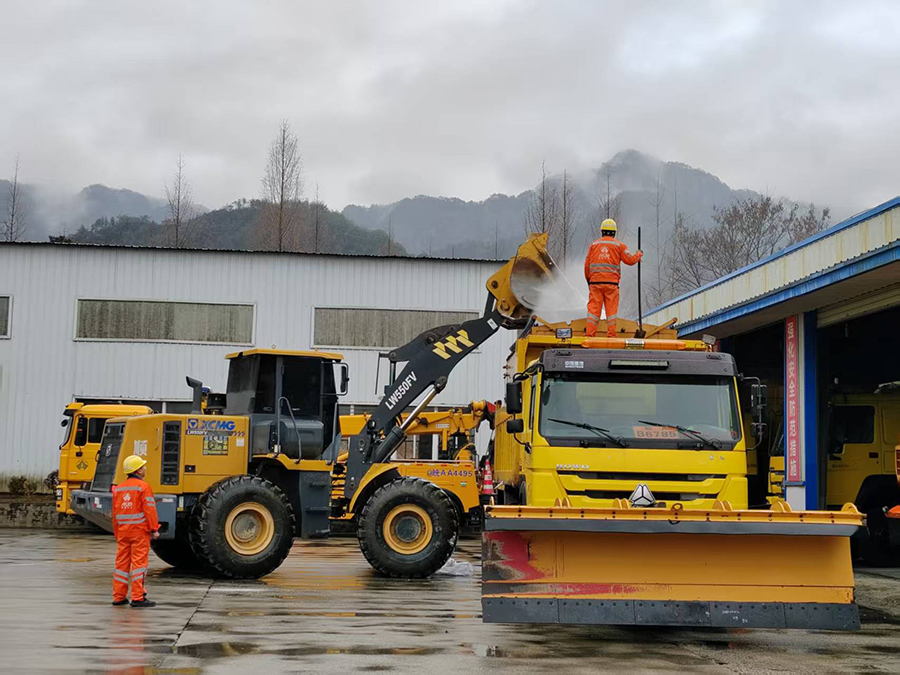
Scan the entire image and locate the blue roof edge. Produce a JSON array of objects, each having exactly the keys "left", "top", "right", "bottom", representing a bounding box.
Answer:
[
  {"left": 648, "top": 194, "right": 900, "bottom": 315},
  {"left": 672, "top": 241, "right": 900, "bottom": 336}
]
